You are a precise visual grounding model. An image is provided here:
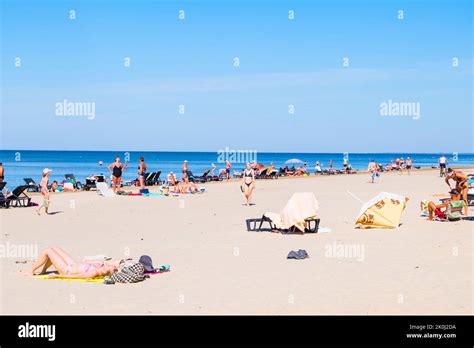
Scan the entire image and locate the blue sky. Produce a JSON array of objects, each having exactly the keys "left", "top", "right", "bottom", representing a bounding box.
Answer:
[{"left": 1, "top": 0, "right": 472, "bottom": 153}]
